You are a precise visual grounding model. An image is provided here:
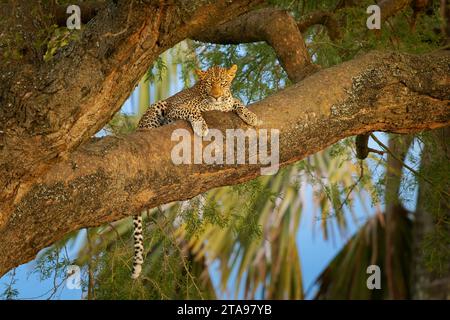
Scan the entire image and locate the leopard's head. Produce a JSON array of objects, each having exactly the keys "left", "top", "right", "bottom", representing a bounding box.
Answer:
[{"left": 195, "top": 65, "right": 237, "bottom": 103}]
